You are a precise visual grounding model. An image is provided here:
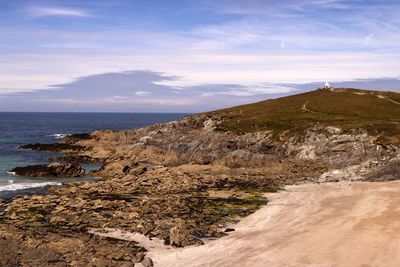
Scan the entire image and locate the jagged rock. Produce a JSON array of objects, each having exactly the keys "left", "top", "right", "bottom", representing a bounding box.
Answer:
[
  {"left": 64, "top": 132, "right": 92, "bottom": 142},
  {"left": 49, "top": 155, "right": 96, "bottom": 164},
  {"left": 169, "top": 220, "right": 203, "bottom": 247},
  {"left": 203, "top": 119, "right": 217, "bottom": 131},
  {"left": 139, "top": 257, "right": 153, "bottom": 267},
  {"left": 134, "top": 252, "right": 145, "bottom": 263},
  {"left": 11, "top": 163, "right": 85, "bottom": 177},
  {"left": 0, "top": 227, "right": 145, "bottom": 266},
  {"left": 326, "top": 126, "right": 342, "bottom": 135},
  {"left": 365, "top": 159, "right": 400, "bottom": 181},
  {"left": 19, "top": 143, "right": 83, "bottom": 152}
]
